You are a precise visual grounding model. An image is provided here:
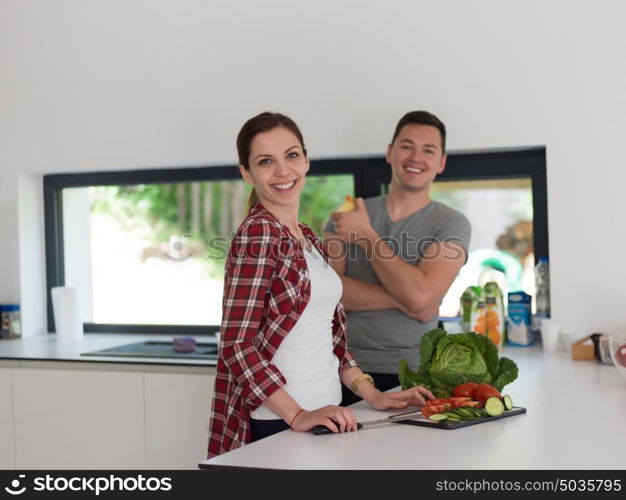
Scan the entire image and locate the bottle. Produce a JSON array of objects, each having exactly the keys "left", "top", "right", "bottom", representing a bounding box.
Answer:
[
  {"left": 484, "top": 282, "right": 505, "bottom": 350},
  {"left": 535, "top": 257, "right": 550, "bottom": 317},
  {"left": 460, "top": 285, "right": 483, "bottom": 333},
  {"left": 460, "top": 287, "right": 477, "bottom": 333},
  {"left": 472, "top": 287, "right": 486, "bottom": 336}
]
